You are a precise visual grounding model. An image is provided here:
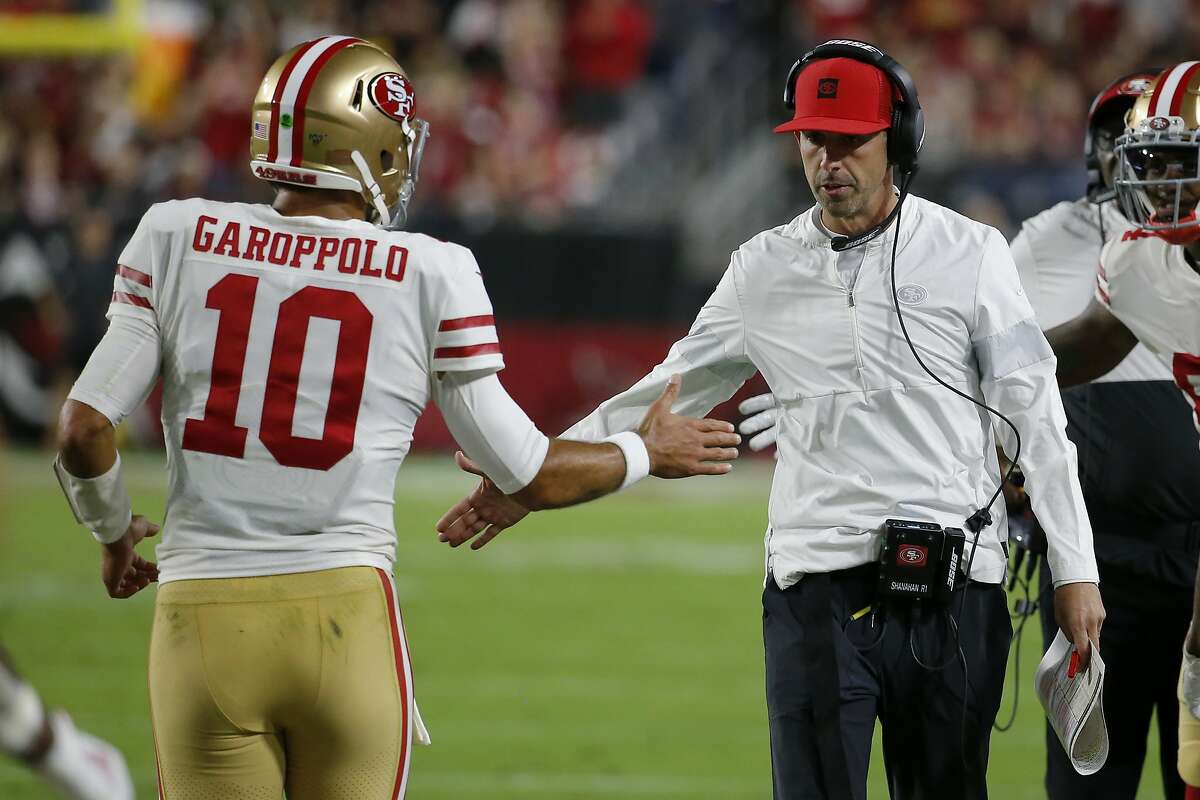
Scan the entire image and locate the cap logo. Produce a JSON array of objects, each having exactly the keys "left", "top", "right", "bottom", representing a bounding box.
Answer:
[
  {"left": 368, "top": 72, "right": 416, "bottom": 122},
  {"left": 817, "top": 78, "right": 839, "bottom": 99},
  {"left": 1149, "top": 115, "right": 1171, "bottom": 131}
]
